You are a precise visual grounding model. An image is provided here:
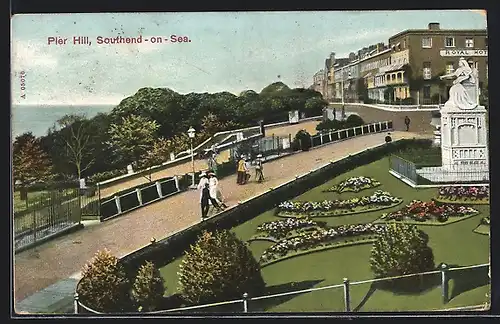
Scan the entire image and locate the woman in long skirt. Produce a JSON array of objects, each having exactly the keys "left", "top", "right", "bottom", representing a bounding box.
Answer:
[{"left": 208, "top": 172, "right": 228, "bottom": 209}]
